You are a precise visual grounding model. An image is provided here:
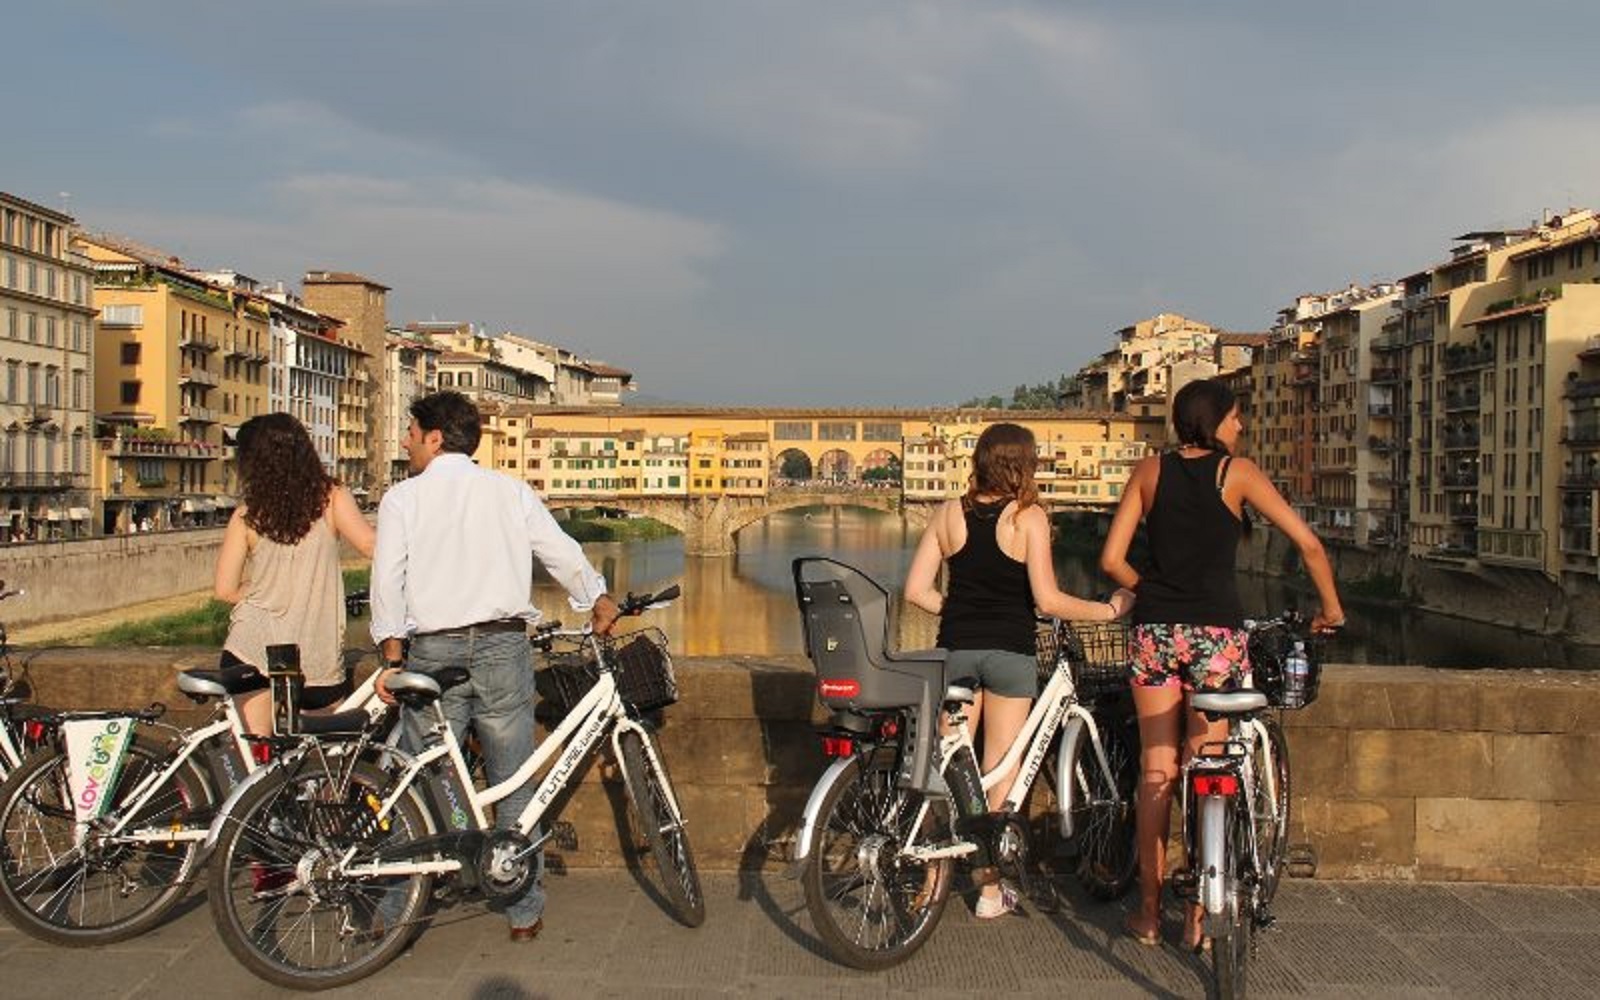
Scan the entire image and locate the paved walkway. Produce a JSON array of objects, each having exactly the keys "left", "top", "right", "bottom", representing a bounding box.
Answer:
[{"left": 1, "top": 868, "right": 1595, "bottom": 999}]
